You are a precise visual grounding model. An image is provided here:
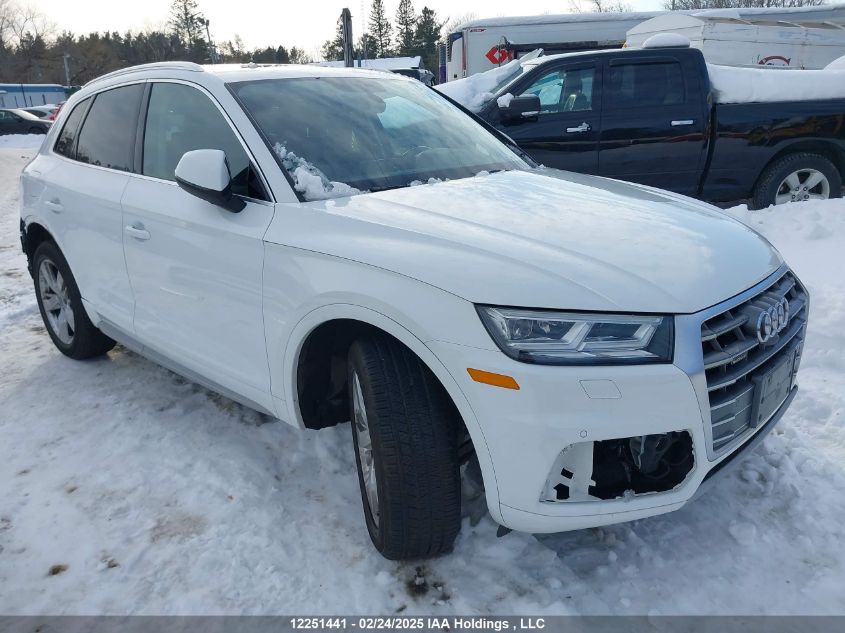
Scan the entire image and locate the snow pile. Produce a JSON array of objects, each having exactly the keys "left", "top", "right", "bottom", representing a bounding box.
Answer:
[
  {"left": 436, "top": 49, "right": 543, "bottom": 111},
  {"left": 708, "top": 63, "right": 845, "bottom": 104},
  {"left": 641, "top": 33, "right": 691, "bottom": 49},
  {"left": 273, "top": 143, "right": 362, "bottom": 201},
  {"left": 2, "top": 145, "right": 845, "bottom": 615},
  {"left": 0, "top": 134, "right": 45, "bottom": 150},
  {"left": 825, "top": 55, "right": 845, "bottom": 70},
  {"left": 496, "top": 93, "right": 514, "bottom": 109}
]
